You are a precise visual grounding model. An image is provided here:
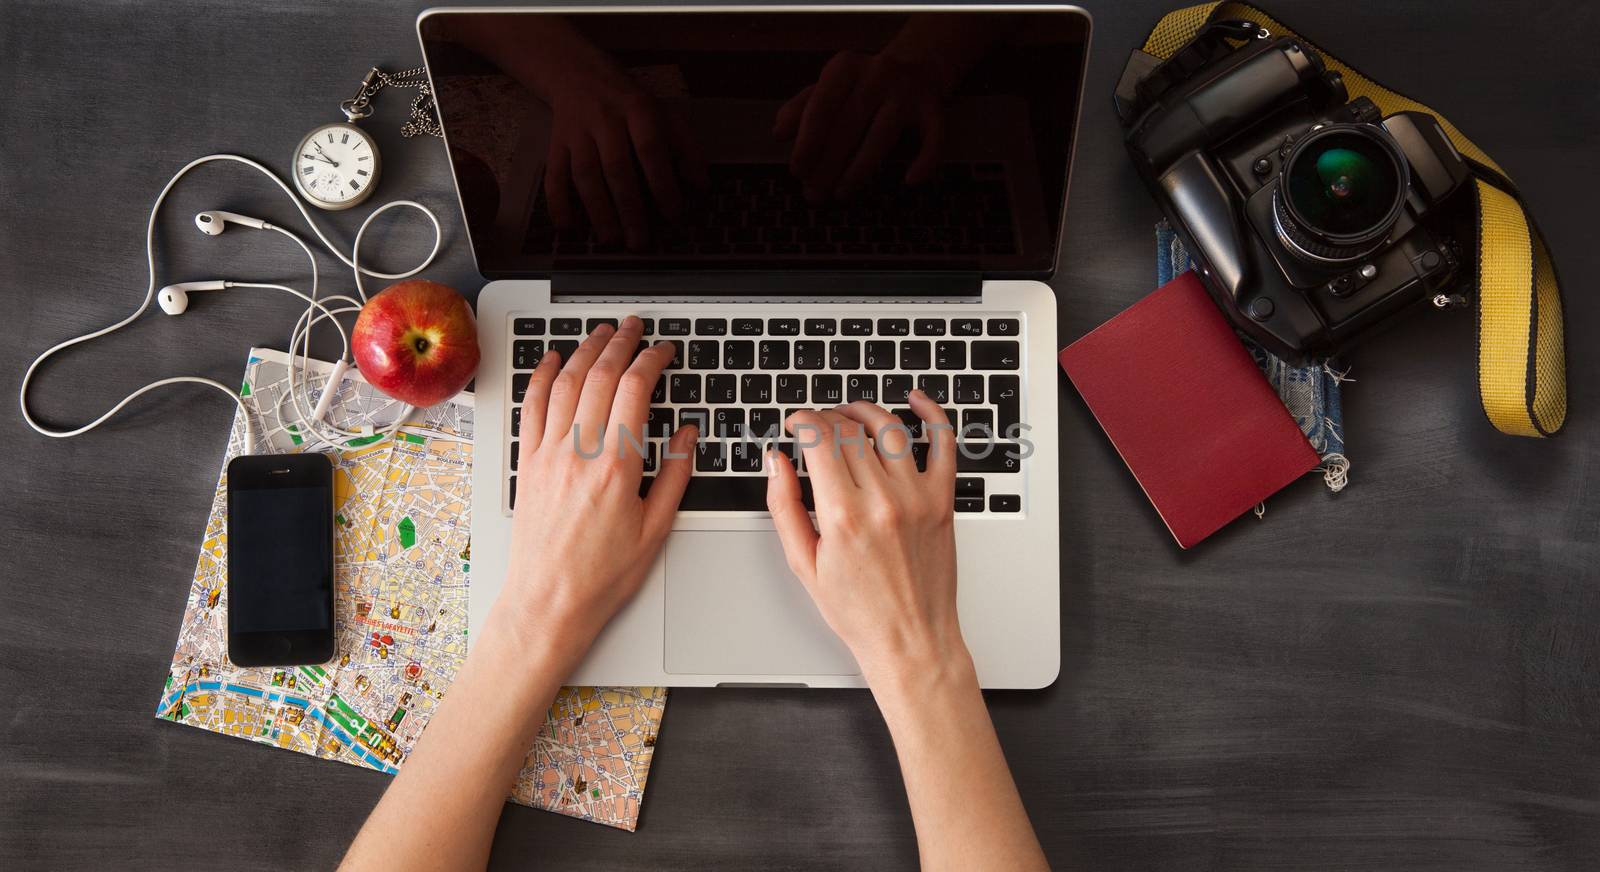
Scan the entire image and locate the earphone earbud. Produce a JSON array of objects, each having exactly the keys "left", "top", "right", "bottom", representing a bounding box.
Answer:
[
  {"left": 194, "top": 210, "right": 269, "bottom": 236},
  {"left": 157, "top": 280, "right": 229, "bottom": 315}
]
